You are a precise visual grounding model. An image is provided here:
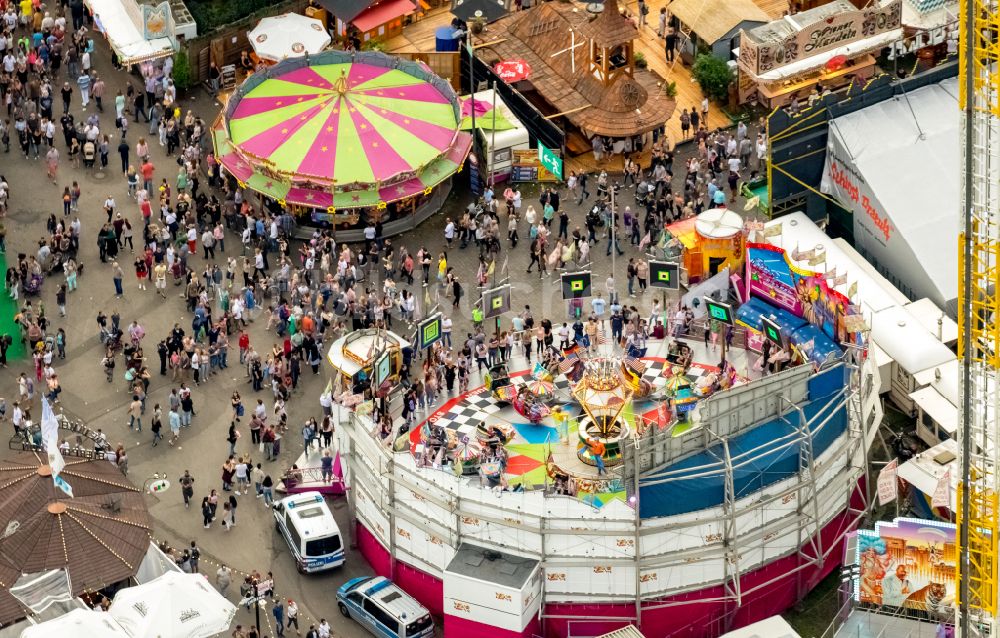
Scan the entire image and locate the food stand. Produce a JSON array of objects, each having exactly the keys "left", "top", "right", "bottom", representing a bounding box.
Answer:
[
  {"left": 664, "top": 208, "right": 745, "bottom": 283},
  {"left": 737, "top": 0, "right": 904, "bottom": 107},
  {"left": 326, "top": 329, "right": 410, "bottom": 393},
  {"left": 87, "top": 0, "right": 179, "bottom": 67}
]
